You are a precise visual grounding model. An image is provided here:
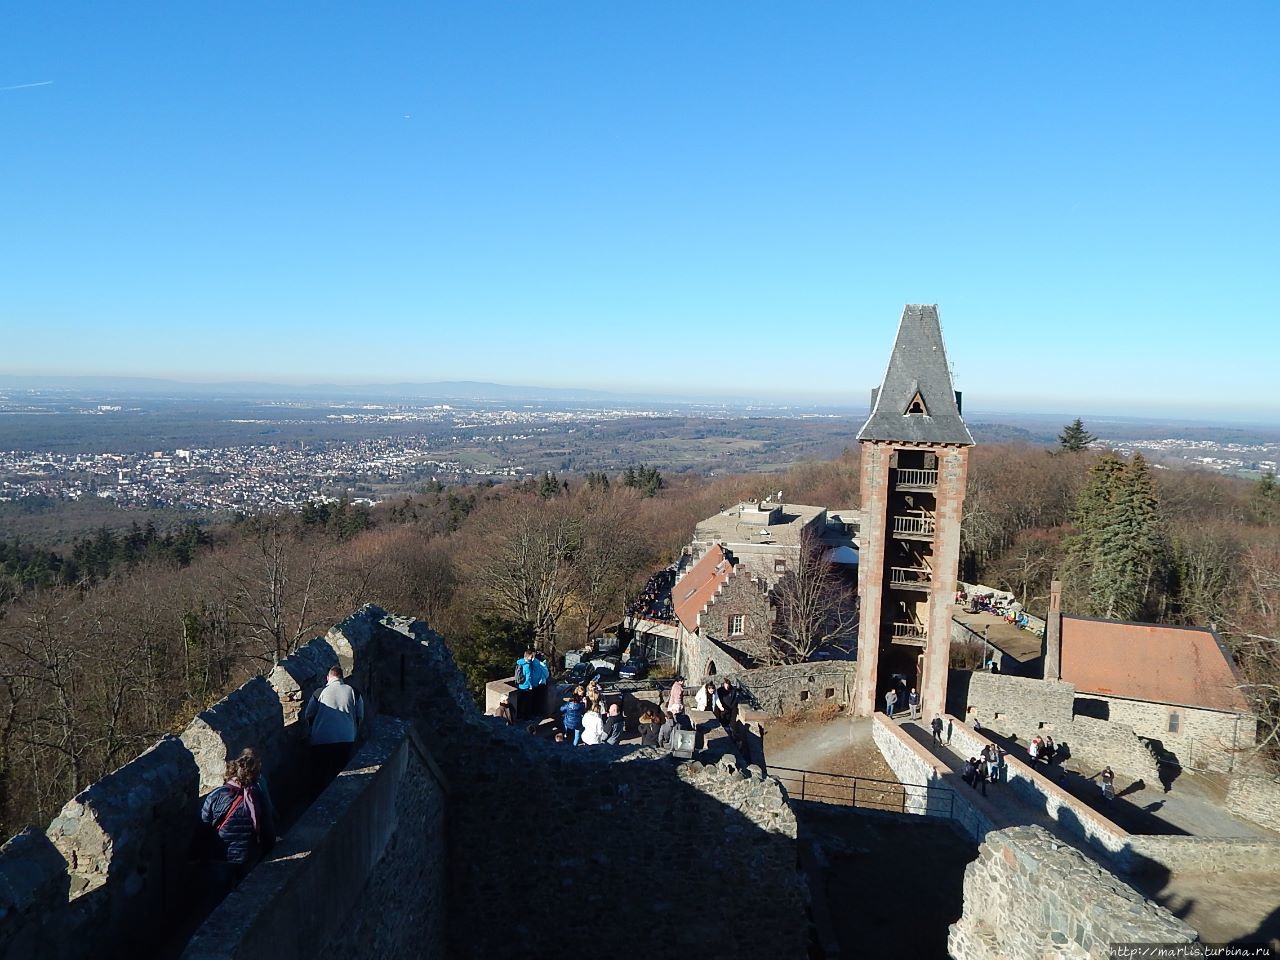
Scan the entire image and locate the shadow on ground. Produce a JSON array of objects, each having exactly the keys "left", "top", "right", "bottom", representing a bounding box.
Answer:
[{"left": 796, "top": 802, "right": 978, "bottom": 960}]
